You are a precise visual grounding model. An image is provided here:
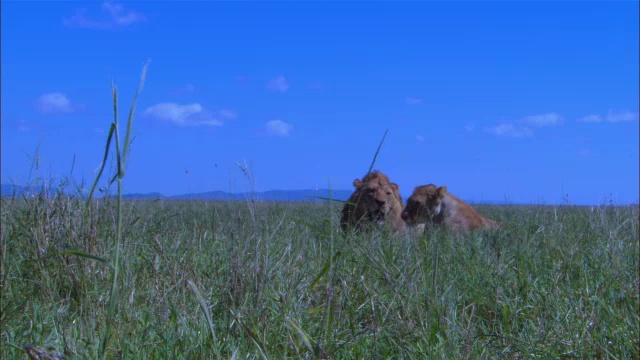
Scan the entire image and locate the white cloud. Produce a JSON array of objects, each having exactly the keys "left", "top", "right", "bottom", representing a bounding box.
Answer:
[
  {"left": 416, "top": 135, "right": 424, "bottom": 142},
  {"left": 36, "top": 92, "right": 77, "bottom": 114},
  {"left": 267, "top": 76, "right": 289, "bottom": 93},
  {"left": 577, "top": 111, "right": 638, "bottom": 123},
  {"left": 487, "top": 112, "right": 562, "bottom": 137},
  {"left": 405, "top": 97, "right": 423, "bottom": 105},
  {"left": 63, "top": 1, "right": 145, "bottom": 29},
  {"left": 102, "top": 1, "right": 144, "bottom": 25},
  {"left": 145, "top": 103, "right": 202, "bottom": 125},
  {"left": 606, "top": 111, "right": 638, "bottom": 123},
  {"left": 486, "top": 123, "right": 533, "bottom": 138},
  {"left": 519, "top": 113, "right": 563, "bottom": 127},
  {"left": 265, "top": 120, "right": 292, "bottom": 136},
  {"left": 578, "top": 114, "right": 602, "bottom": 123},
  {"left": 143, "top": 102, "right": 228, "bottom": 127}
]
